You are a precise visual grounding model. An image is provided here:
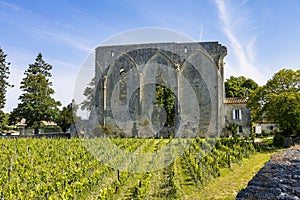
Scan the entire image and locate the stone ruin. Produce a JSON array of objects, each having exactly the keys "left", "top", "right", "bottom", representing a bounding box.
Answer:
[{"left": 94, "top": 42, "right": 227, "bottom": 138}]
